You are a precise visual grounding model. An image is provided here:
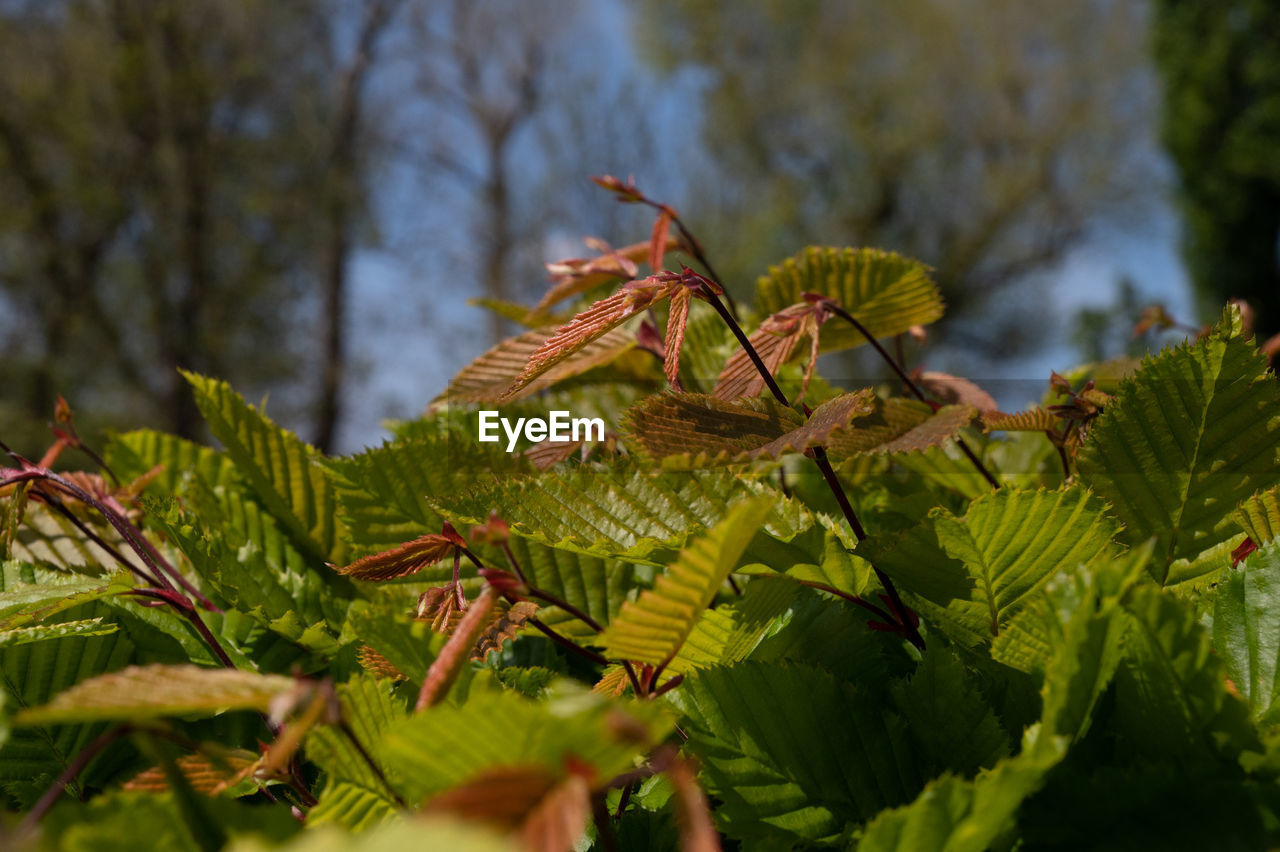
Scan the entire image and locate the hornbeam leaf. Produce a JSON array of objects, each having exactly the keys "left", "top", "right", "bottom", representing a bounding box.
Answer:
[
  {"left": 184, "top": 372, "right": 348, "bottom": 564},
  {"left": 918, "top": 372, "right": 998, "bottom": 412},
  {"left": 428, "top": 463, "right": 812, "bottom": 565},
  {"left": 859, "top": 486, "right": 1122, "bottom": 647},
  {"left": 714, "top": 302, "right": 825, "bottom": 401},
  {"left": 1235, "top": 486, "right": 1280, "bottom": 546},
  {"left": 503, "top": 278, "right": 680, "bottom": 400},
  {"left": 672, "top": 661, "right": 921, "bottom": 843},
  {"left": 1076, "top": 308, "right": 1280, "bottom": 584},
  {"left": 826, "top": 398, "right": 975, "bottom": 458},
  {"left": 533, "top": 236, "right": 678, "bottom": 314},
  {"left": 599, "top": 498, "right": 775, "bottom": 666},
  {"left": 981, "top": 408, "right": 1060, "bottom": 433},
  {"left": 13, "top": 664, "right": 298, "bottom": 725},
  {"left": 381, "top": 690, "right": 672, "bottom": 802},
  {"left": 1211, "top": 541, "right": 1280, "bottom": 722},
  {"left": 333, "top": 532, "right": 460, "bottom": 582},
  {"left": 437, "top": 326, "right": 636, "bottom": 405},
  {"left": 0, "top": 618, "right": 118, "bottom": 648},
  {"left": 623, "top": 390, "right": 874, "bottom": 469},
  {"left": 755, "top": 247, "right": 944, "bottom": 352}
]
